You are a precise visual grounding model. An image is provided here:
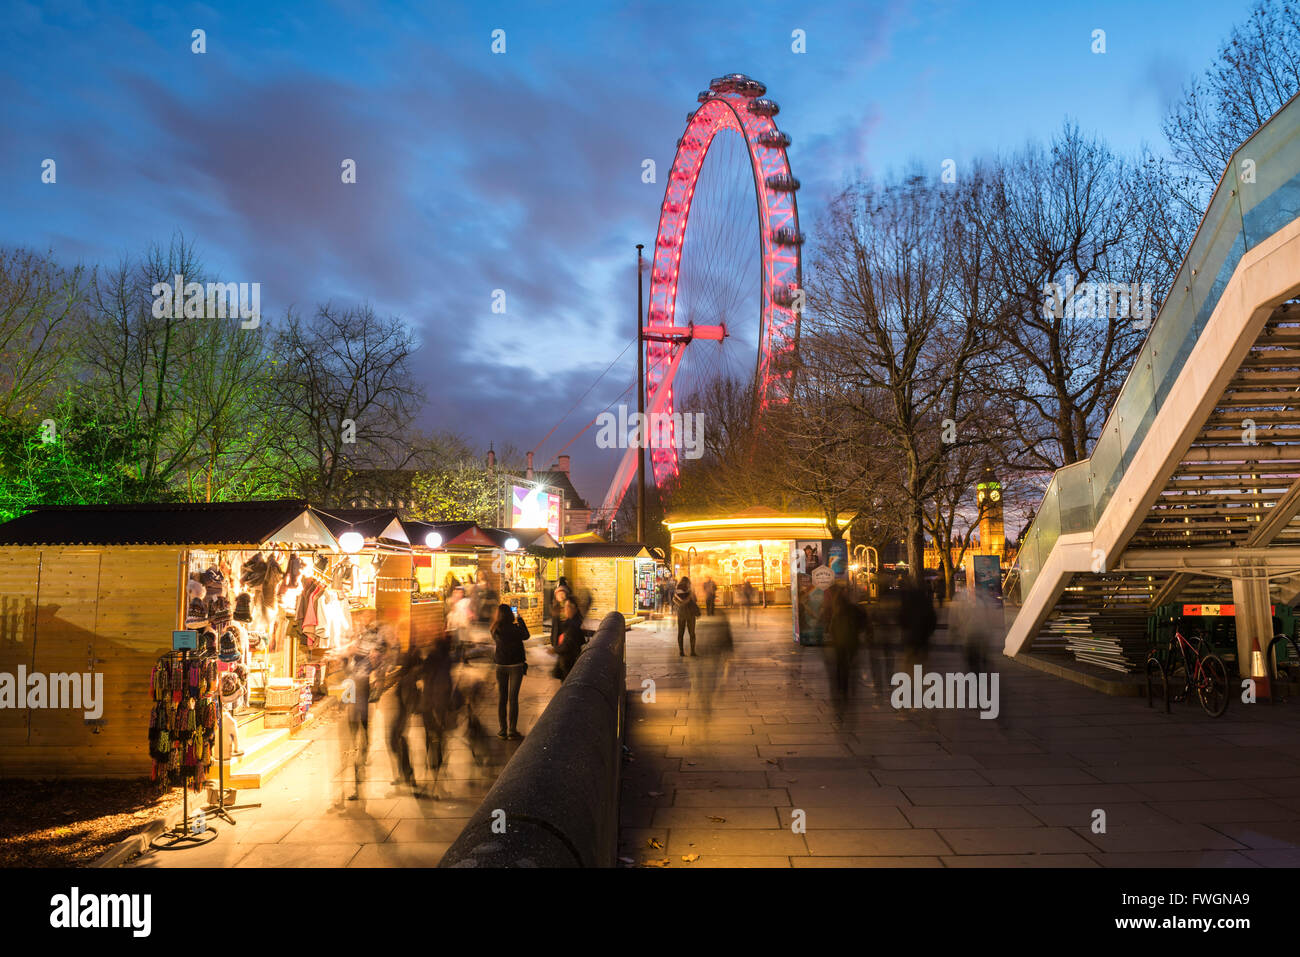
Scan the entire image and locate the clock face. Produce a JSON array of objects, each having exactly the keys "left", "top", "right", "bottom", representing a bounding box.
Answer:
[{"left": 991, "top": 489, "right": 1001, "bottom": 502}]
